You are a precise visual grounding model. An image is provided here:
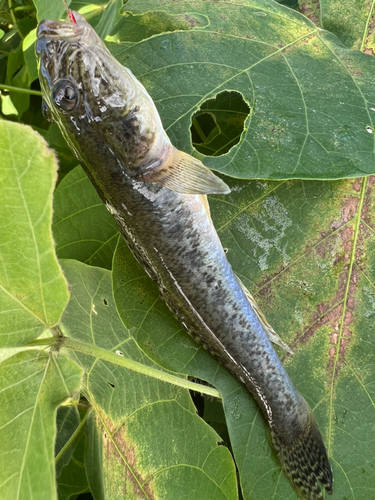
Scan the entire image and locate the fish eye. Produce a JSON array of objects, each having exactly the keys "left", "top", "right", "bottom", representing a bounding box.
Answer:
[{"left": 52, "top": 80, "right": 79, "bottom": 112}]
